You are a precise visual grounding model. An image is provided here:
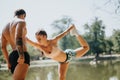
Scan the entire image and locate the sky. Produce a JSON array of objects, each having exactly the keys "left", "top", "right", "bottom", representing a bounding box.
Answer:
[{"left": 0, "top": 0, "right": 120, "bottom": 41}]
